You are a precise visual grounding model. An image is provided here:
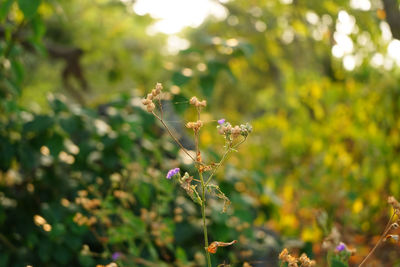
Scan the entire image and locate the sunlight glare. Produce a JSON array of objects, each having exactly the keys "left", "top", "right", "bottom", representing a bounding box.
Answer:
[
  {"left": 133, "top": 0, "right": 228, "bottom": 34},
  {"left": 343, "top": 55, "right": 356, "bottom": 71},
  {"left": 388, "top": 39, "right": 400, "bottom": 66},
  {"left": 166, "top": 35, "right": 190, "bottom": 54},
  {"left": 350, "top": 0, "right": 371, "bottom": 11}
]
